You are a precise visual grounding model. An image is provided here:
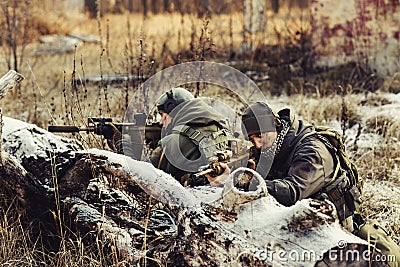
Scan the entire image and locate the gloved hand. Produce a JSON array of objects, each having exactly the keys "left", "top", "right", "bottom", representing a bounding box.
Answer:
[
  {"left": 106, "top": 123, "right": 123, "bottom": 153},
  {"left": 205, "top": 162, "right": 231, "bottom": 187}
]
